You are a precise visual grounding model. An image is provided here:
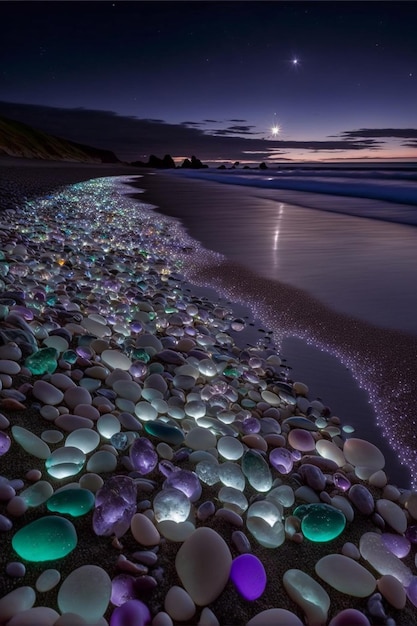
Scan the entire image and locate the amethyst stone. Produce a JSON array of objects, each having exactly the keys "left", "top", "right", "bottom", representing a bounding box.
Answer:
[
  {"left": 110, "top": 599, "right": 151, "bottom": 626},
  {"left": 163, "top": 469, "right": 202, "bottom": 502},
  {"left": 129, "top": 438, "right": 158, "bottom": 475},
  {"left": 93, "top": 476, "right": 137, "bottom": 538},
  {"left": 230, "top": 554, "right": 266, "bottom": 600}
]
